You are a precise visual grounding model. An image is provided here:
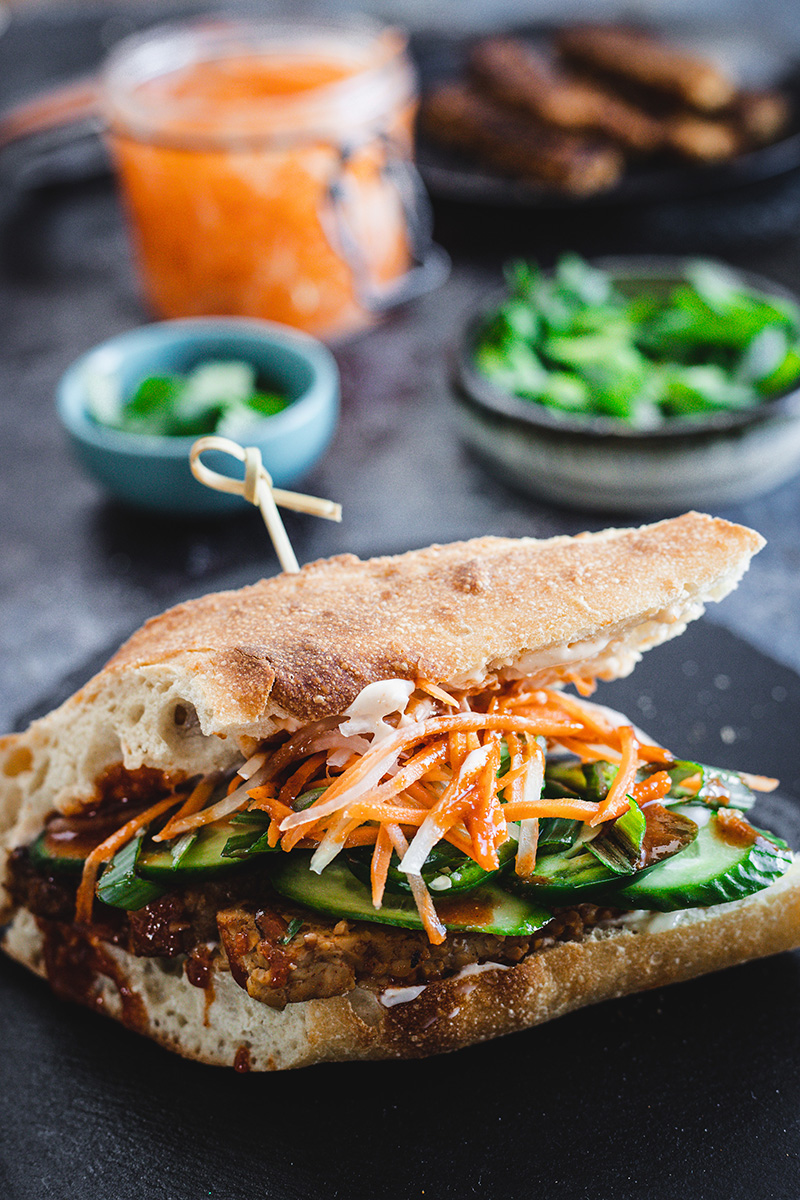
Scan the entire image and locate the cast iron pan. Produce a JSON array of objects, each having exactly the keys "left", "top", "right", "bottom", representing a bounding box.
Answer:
[
  {"left": 414, "top": 24, "right": 800, "bottom": 209},
  {"left": 1, "top": 619, "right": 800, "bottom": 1200}
]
